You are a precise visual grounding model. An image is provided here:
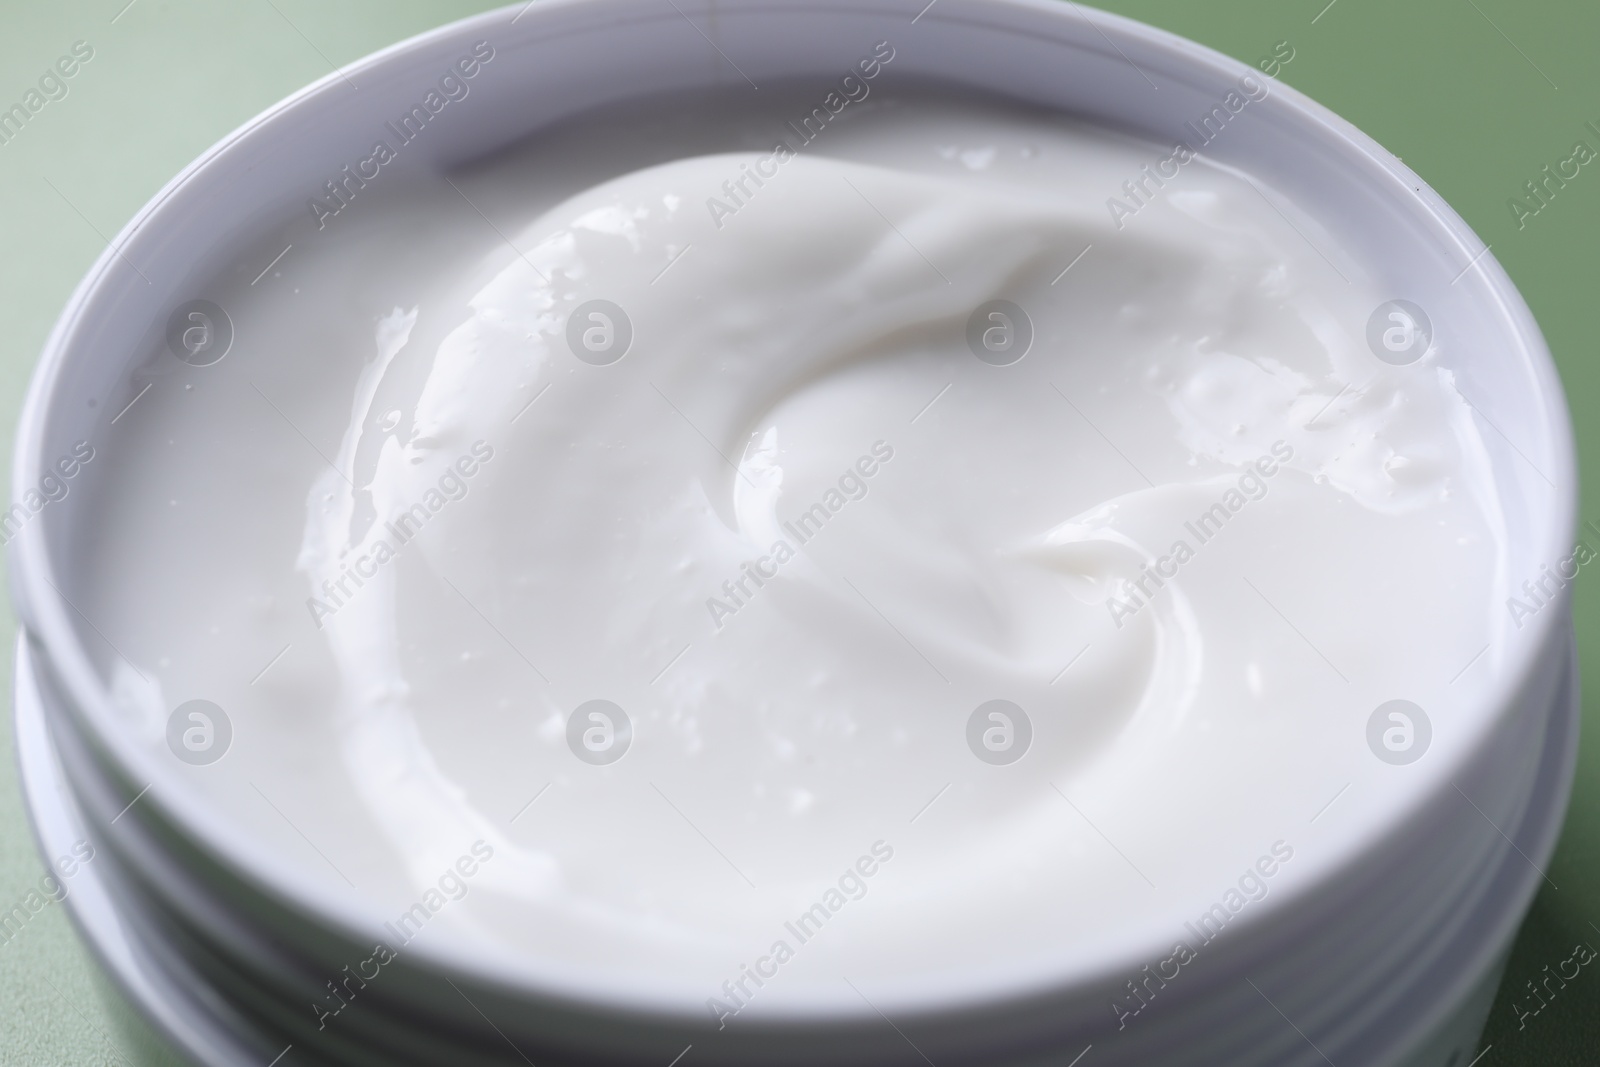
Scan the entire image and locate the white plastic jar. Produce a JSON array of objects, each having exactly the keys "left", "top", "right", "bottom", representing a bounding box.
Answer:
[{"left": 11, "top": 2, "right": 1577, "bottom": 1065}]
